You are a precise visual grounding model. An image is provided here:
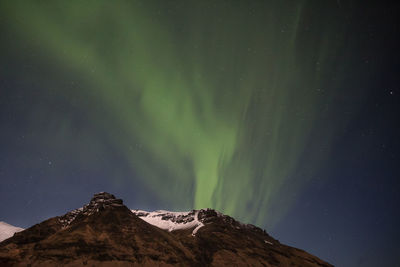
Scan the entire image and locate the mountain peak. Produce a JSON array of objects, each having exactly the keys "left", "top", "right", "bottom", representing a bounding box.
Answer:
[
  {"left": 91, "top": 191, "right": 118, "bottom": 201},
  {"left": 59, "top": 191, "right": 124, "bottom": 227},
  {"left": 88, "top": 191, "right": 124, "bottom": 209},
  {"left": 0, "top": 192, "right": 333, "bottom": 266}
]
